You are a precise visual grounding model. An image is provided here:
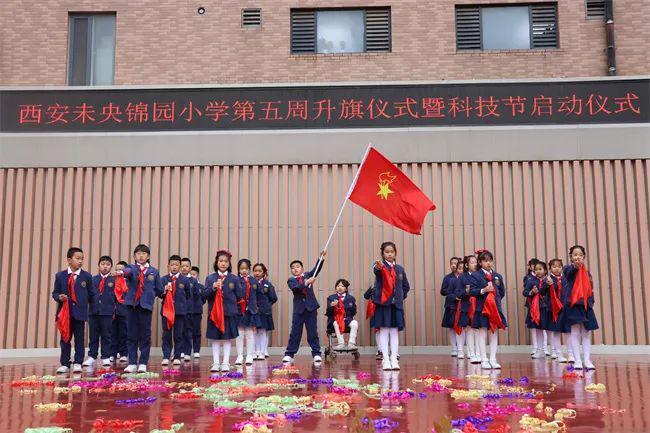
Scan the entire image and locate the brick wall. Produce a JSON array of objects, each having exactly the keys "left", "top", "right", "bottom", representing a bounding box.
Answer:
[{"left": 0, "top": 0, "right": 648, "bottom": 85}]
